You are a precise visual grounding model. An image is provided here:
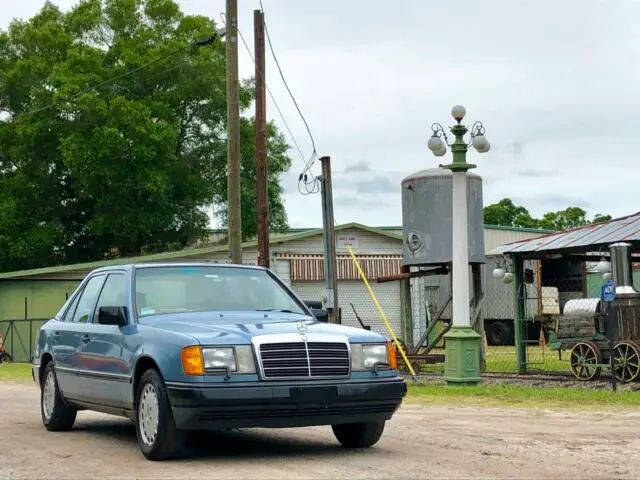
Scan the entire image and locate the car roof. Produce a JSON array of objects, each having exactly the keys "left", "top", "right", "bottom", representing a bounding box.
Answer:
[{"left": 89, "top": 262, "right": 267, "bottom": 275}]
